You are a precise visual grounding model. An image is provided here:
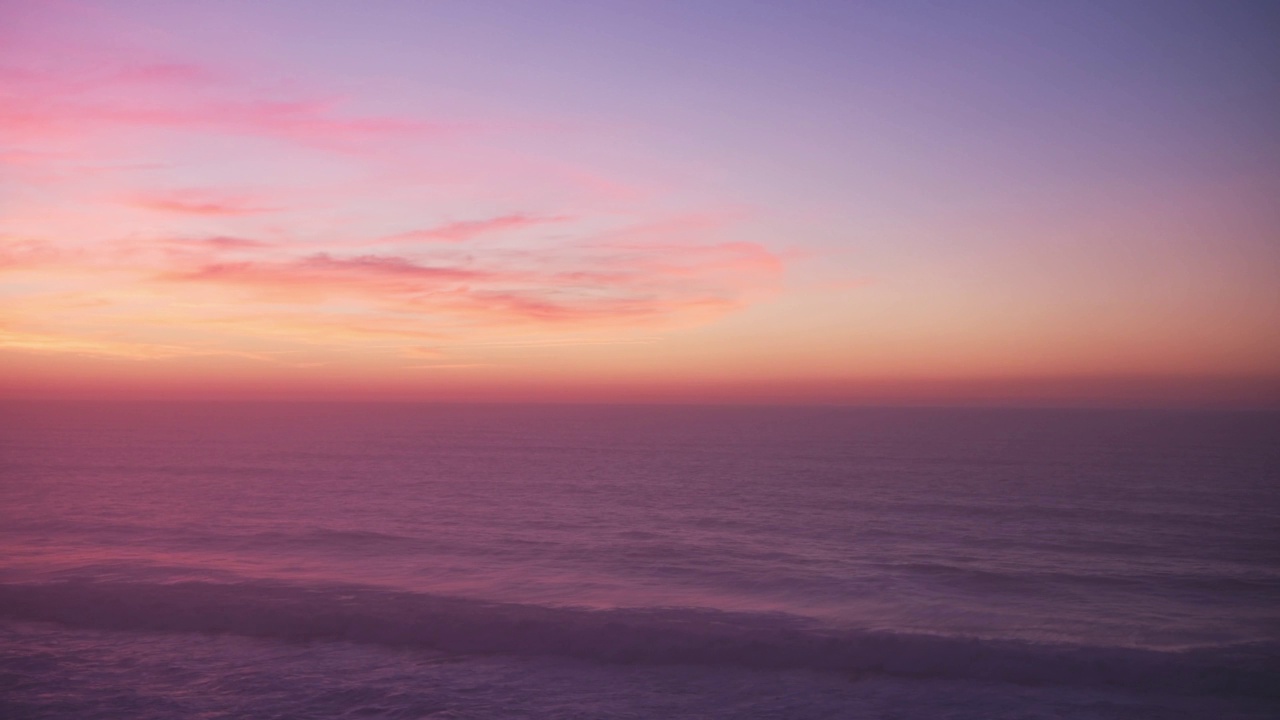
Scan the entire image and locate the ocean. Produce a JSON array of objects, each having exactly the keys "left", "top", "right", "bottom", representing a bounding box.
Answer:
[{"left": 1, "top": 402, "right": 1277, "bottom": 719}]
